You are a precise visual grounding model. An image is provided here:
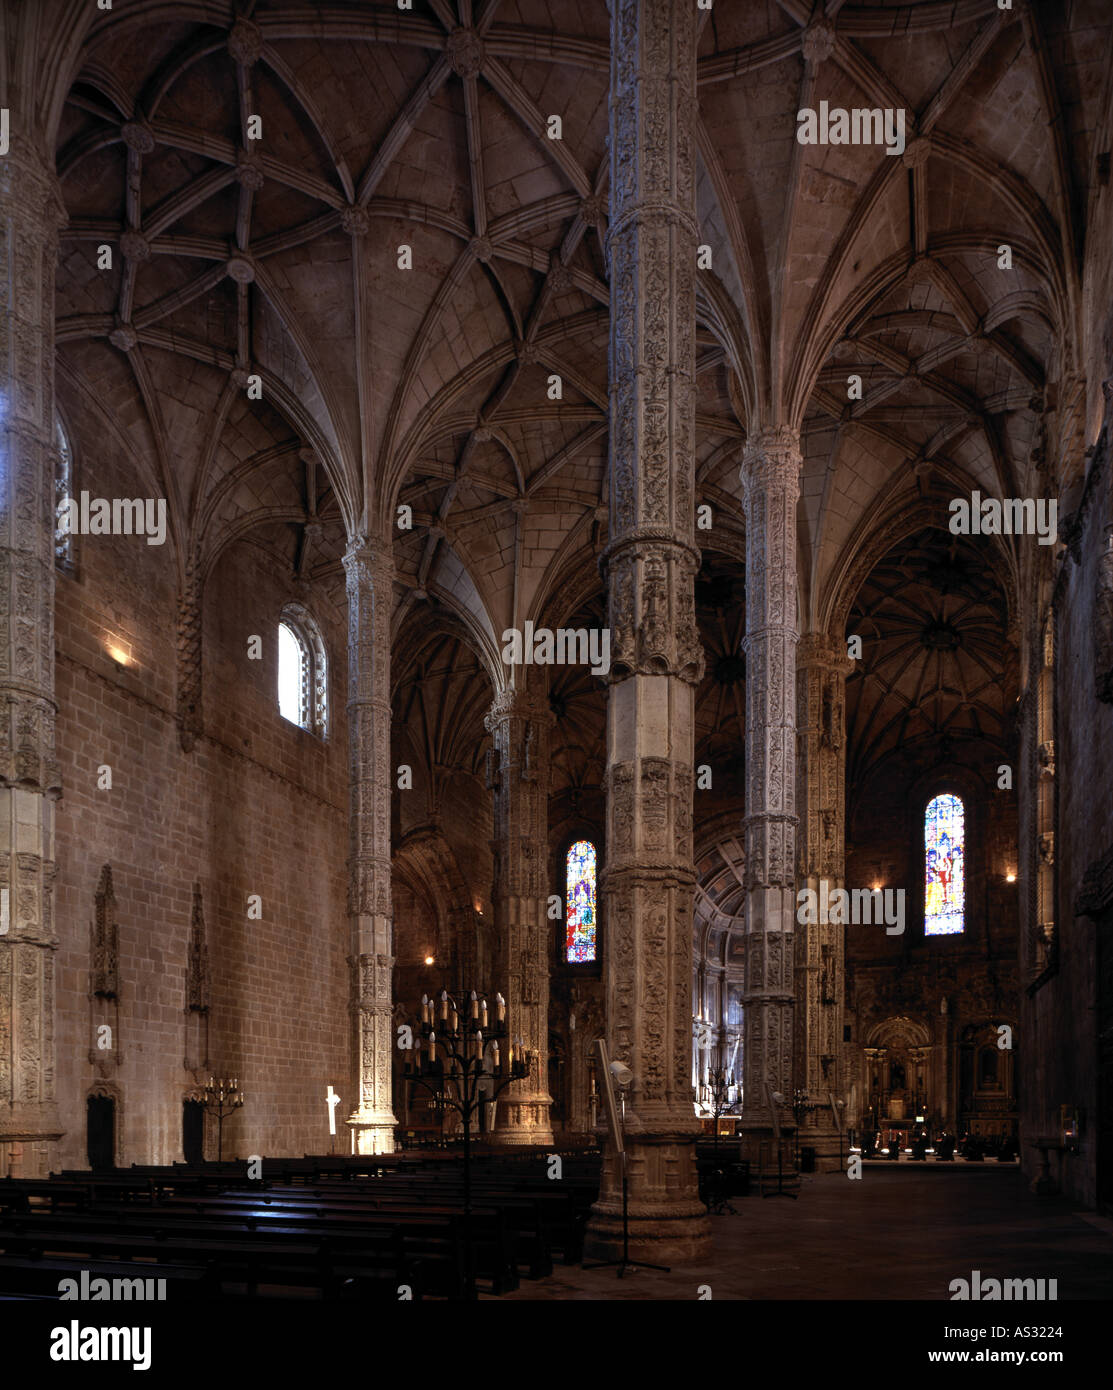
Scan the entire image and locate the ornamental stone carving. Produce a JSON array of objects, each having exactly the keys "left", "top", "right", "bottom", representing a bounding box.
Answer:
[
  {"left": 119, "top": 231, "right": 150, "bottom": 263},
  {"left": 801, "top": 19, "right": 837, "bottom": 70},
  {"left": 120, "top": 122, "right": 156, "bottom": 155},
  {"left": 340, "top": 205, "right": 369, "bottom": 238},
  {"left": 446, "top": 27, "right": 484, "bottom": 78},
  {"left": 108, "top": 323, "right": 138, "bottom": 353},
  {"left": 224, "top": 256, "right": 256, "bottom": 285},
  {"left": 227, "top": 19, "right": 264, "bottom": 66},
  {"left": 235, "top": 153, "right": 266, "bottom": 191}
]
